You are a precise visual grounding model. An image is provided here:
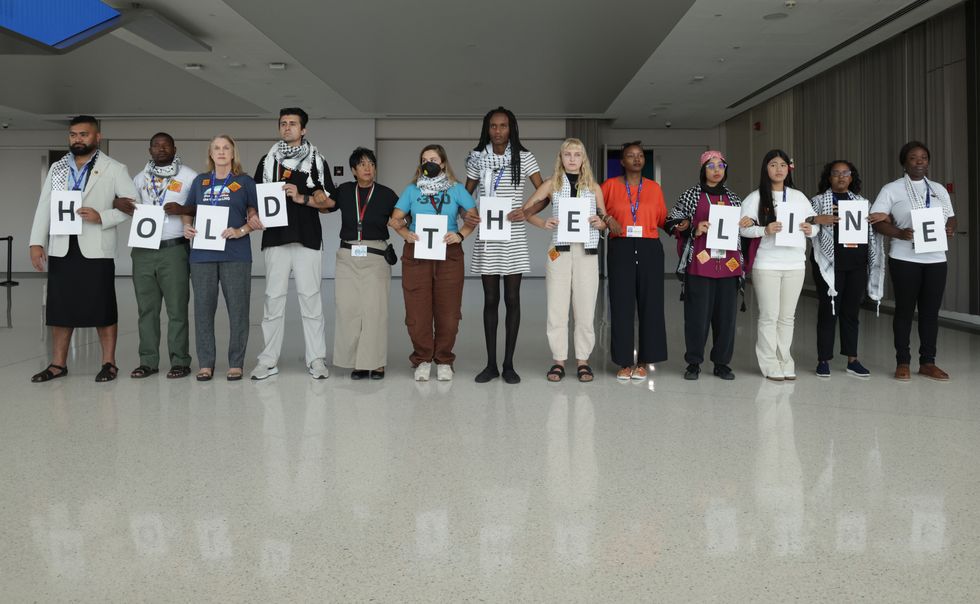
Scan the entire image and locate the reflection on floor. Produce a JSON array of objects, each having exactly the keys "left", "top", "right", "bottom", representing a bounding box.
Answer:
[{"left": 2, "top": 277, "right": 979, "bottom": 601}]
